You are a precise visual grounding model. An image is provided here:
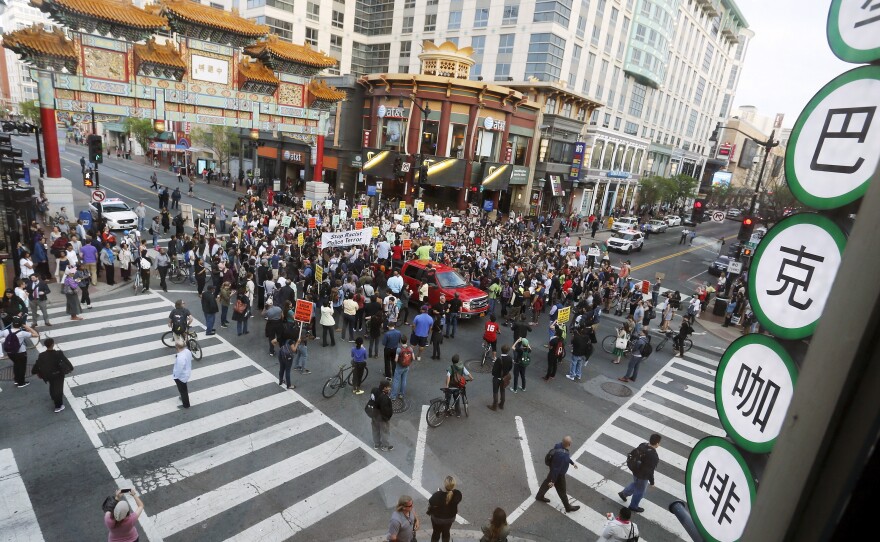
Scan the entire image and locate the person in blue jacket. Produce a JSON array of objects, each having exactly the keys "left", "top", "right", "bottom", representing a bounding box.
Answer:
[{"left": 535, "top": 435, "right": 581, "bottom": 513}]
